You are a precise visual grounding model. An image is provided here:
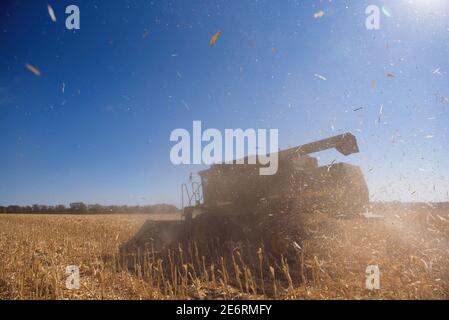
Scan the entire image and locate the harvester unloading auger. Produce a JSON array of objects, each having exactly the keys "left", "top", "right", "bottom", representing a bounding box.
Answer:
[{"left": 125, "top": 133, "right": 369, "bottom": 255}]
